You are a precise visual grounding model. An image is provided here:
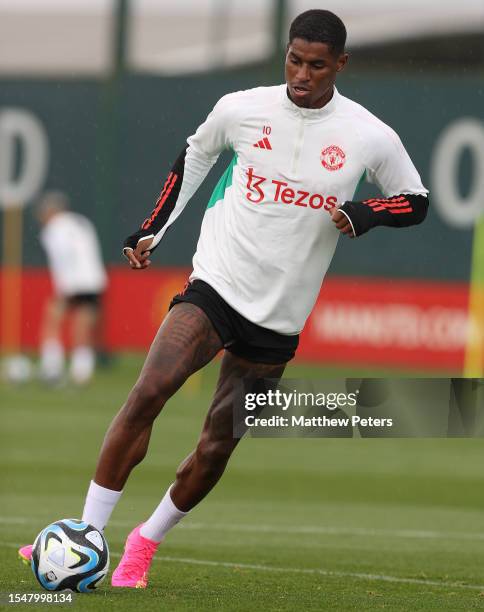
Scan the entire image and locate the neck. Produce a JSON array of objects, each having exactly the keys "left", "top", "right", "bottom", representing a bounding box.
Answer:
[{"left": 310, "top": 86, "right": 334, "bottom": 109}]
